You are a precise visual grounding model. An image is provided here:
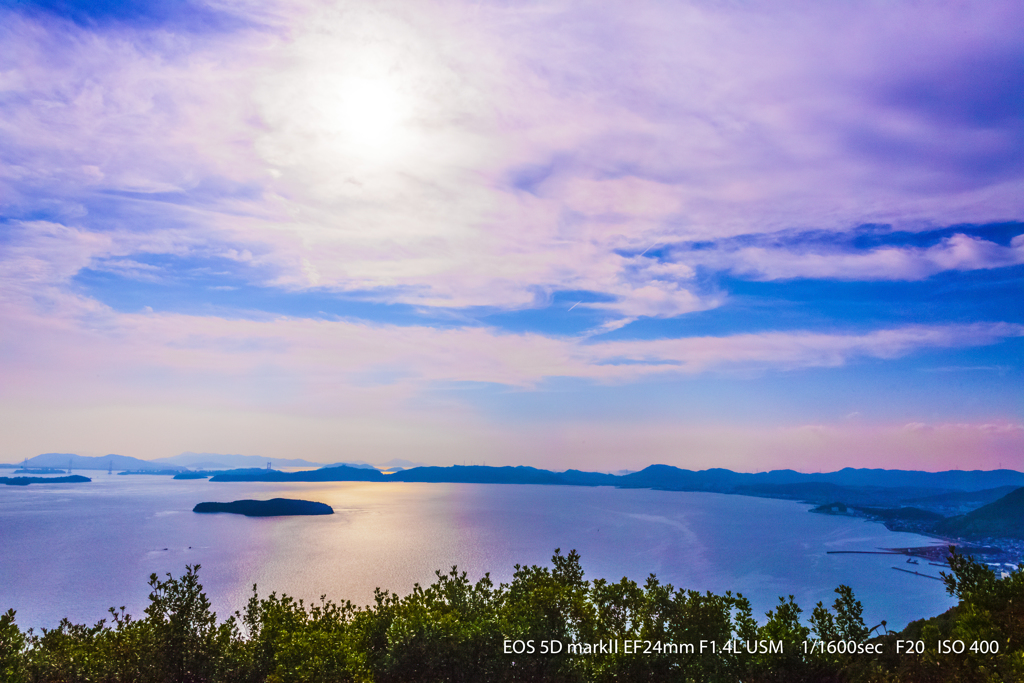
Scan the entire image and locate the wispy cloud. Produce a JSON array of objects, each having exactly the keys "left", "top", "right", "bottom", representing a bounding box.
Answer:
[
  {"left": 2, "top": 0, "right": 1022, "bottom": 467},
  {"left": 681, "top": 232, "right": 1024, "bottom": 282},
  {"left": 3, "top": 1, "right": 1023, "bottom": 326},
  {"left": 584, "top": 323, "right": 1024, "bottom": 376},
  {"left": 3, "top": 269, "right": 1020, "bottom": 398}
]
